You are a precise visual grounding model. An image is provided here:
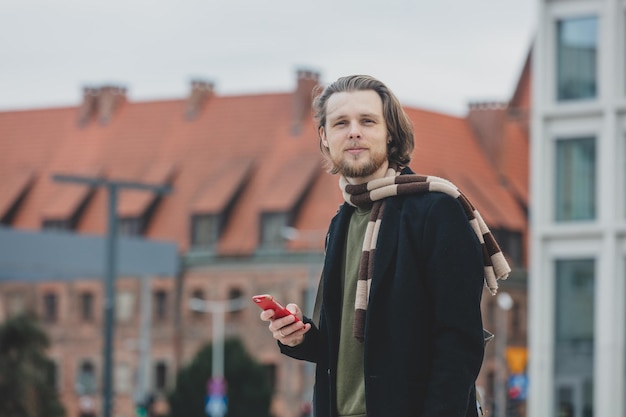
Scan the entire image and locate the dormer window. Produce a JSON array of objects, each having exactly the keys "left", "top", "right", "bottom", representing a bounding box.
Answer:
[
  {"left": 118, "top": 217, "right": 142, "bottom": 236},
  {"left": 260, "top": 212, "right": 288, "bottom": 250},
  {"left": 43, "top": 219, "right": 72, "bottom": 232},
  {"left": 191, "top": 214, "right": 219, "bottom": 248}
]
